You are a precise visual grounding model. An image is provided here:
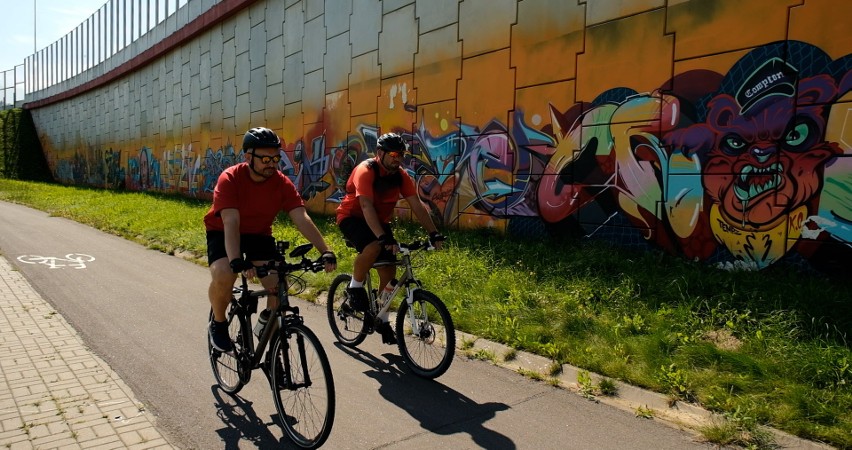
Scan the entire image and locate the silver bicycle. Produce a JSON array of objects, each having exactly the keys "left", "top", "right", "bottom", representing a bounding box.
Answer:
[{"left": 326, "top": 237, "right": 455, "bottom": 379}]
